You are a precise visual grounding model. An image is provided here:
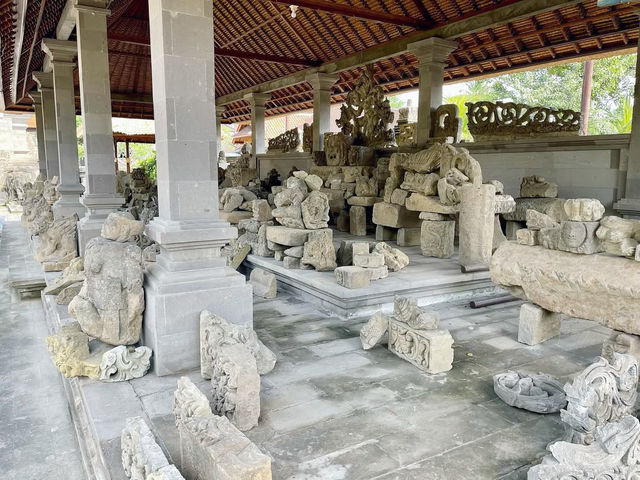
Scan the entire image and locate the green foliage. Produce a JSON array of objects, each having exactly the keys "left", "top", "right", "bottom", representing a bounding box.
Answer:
[
  {"left": 387, "top": 95, "right": 407, "bottom": 109},
  {"left": 134, "top": 154, "right": 157, "bottom": 180}
]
